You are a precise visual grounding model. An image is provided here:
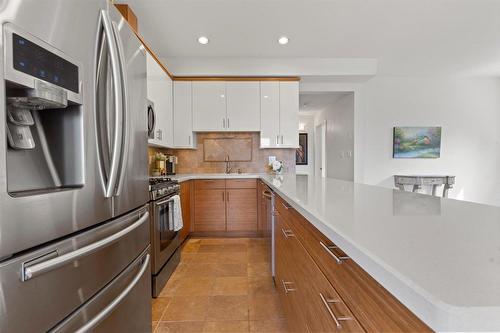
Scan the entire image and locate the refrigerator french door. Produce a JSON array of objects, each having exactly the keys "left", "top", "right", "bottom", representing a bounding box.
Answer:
[{"left": 0, "top": 1, "right": 150, "bottom": 332}]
